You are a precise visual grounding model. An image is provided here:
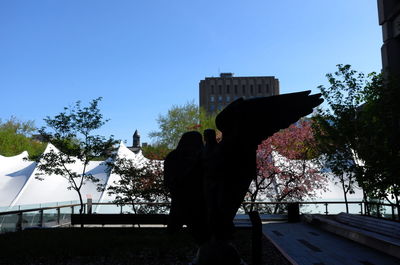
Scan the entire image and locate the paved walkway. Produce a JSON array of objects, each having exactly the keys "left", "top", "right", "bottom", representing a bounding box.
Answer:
[{"left": 262, "top": 222, "right": 400, "bottom": 265}]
